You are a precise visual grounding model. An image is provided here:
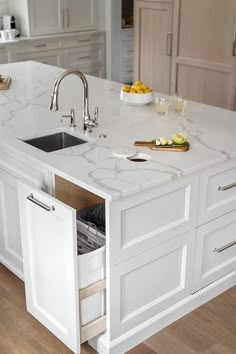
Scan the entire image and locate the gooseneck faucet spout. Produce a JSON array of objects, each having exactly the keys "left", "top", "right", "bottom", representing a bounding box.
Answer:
[{"left": 49, "top": 69, "right": 97, "bottom": 132}]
